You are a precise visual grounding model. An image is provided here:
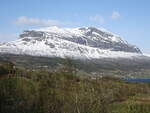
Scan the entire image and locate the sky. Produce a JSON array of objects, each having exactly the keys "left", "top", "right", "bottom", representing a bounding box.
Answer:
[{"left": 0, "top": 0, "right": 150, "bottom": 54}]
